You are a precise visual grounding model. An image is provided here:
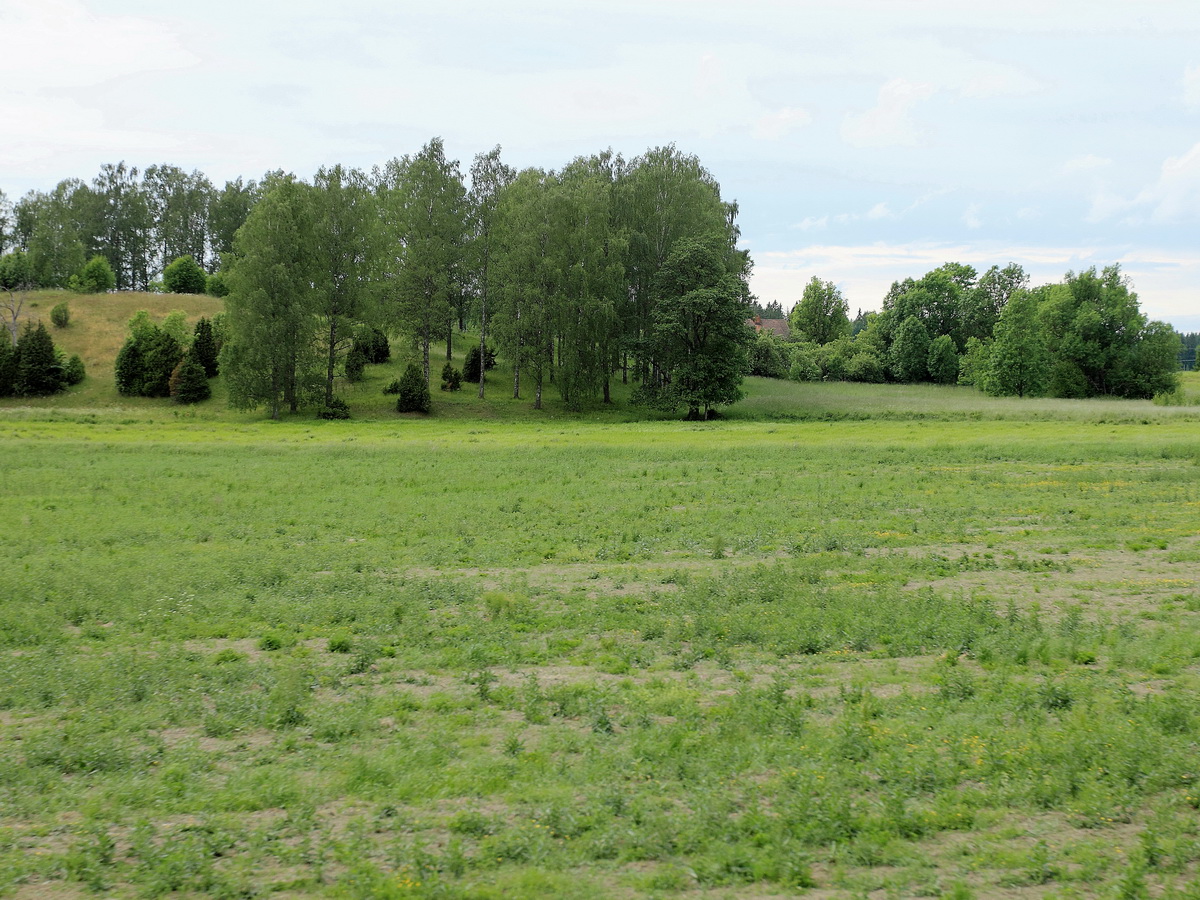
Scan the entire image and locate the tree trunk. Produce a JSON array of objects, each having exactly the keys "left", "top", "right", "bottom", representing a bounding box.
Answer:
[
  {"left": 478, "top": 306, "right": 487, "bottom": 400},
  {"left": 446, "top": 318, "right": 453, "bottom": 361},
  {"left": 325, "top": 318, "right": 337, "bottom": 405},
  {"left": 603, "top": 376, "right": 611, "bottom": 404}
]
